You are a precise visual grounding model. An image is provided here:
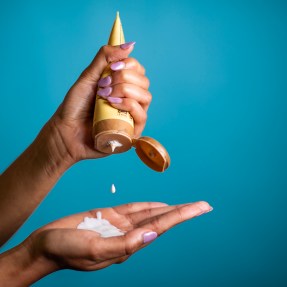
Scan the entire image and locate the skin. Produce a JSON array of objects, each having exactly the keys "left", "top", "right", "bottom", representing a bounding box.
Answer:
[
  {"left": 0, "top": 201, "right": 212, "bottom": 286},
  {"left": 0, "top": 43, "right": 212, "bottom": 285},
  {"left": 0, "top": 43, "right": 149, "bottom": 246}
]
